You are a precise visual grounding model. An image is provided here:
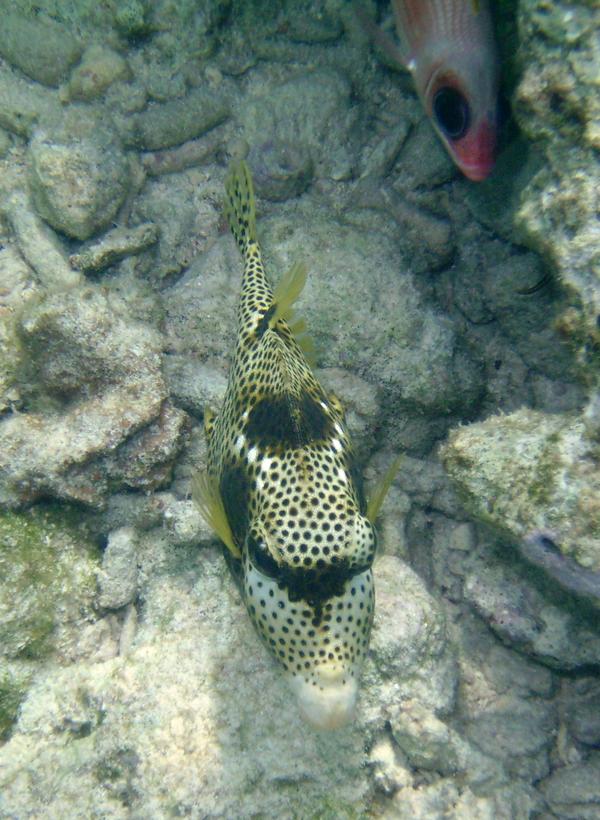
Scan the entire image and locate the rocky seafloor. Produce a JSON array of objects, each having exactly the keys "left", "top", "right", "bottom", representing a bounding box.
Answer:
[{"left": 0, "top": 0, "right": 599, "bottom": 817}]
